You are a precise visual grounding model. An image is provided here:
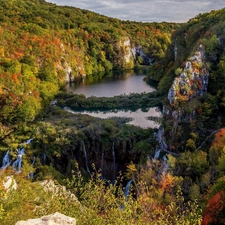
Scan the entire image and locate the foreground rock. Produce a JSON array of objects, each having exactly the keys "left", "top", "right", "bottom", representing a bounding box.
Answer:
[{"left": 15, "top": 212, "right": 76, "bottom": 225}]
